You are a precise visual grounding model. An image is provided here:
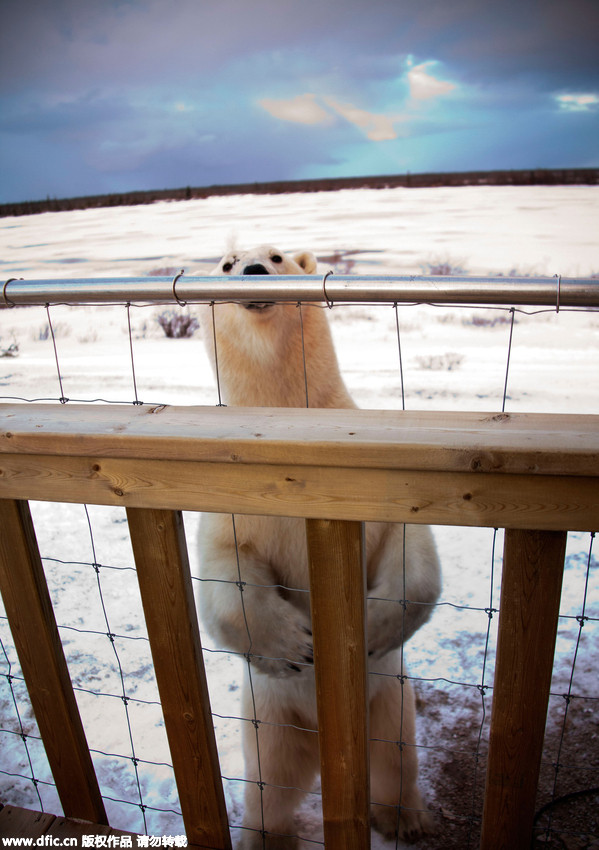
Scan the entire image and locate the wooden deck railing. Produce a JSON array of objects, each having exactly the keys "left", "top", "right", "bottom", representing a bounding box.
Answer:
[{"left": 0, "top": 403, "right": 597, "bottom": 849}]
